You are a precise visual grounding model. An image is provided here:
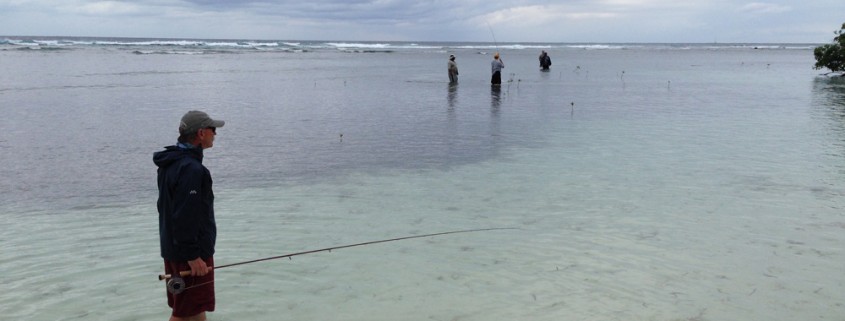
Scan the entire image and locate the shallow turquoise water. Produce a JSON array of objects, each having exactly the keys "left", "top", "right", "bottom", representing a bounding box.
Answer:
[{"left": 1, "top": 41, "right": 843, "bottom": 320}]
